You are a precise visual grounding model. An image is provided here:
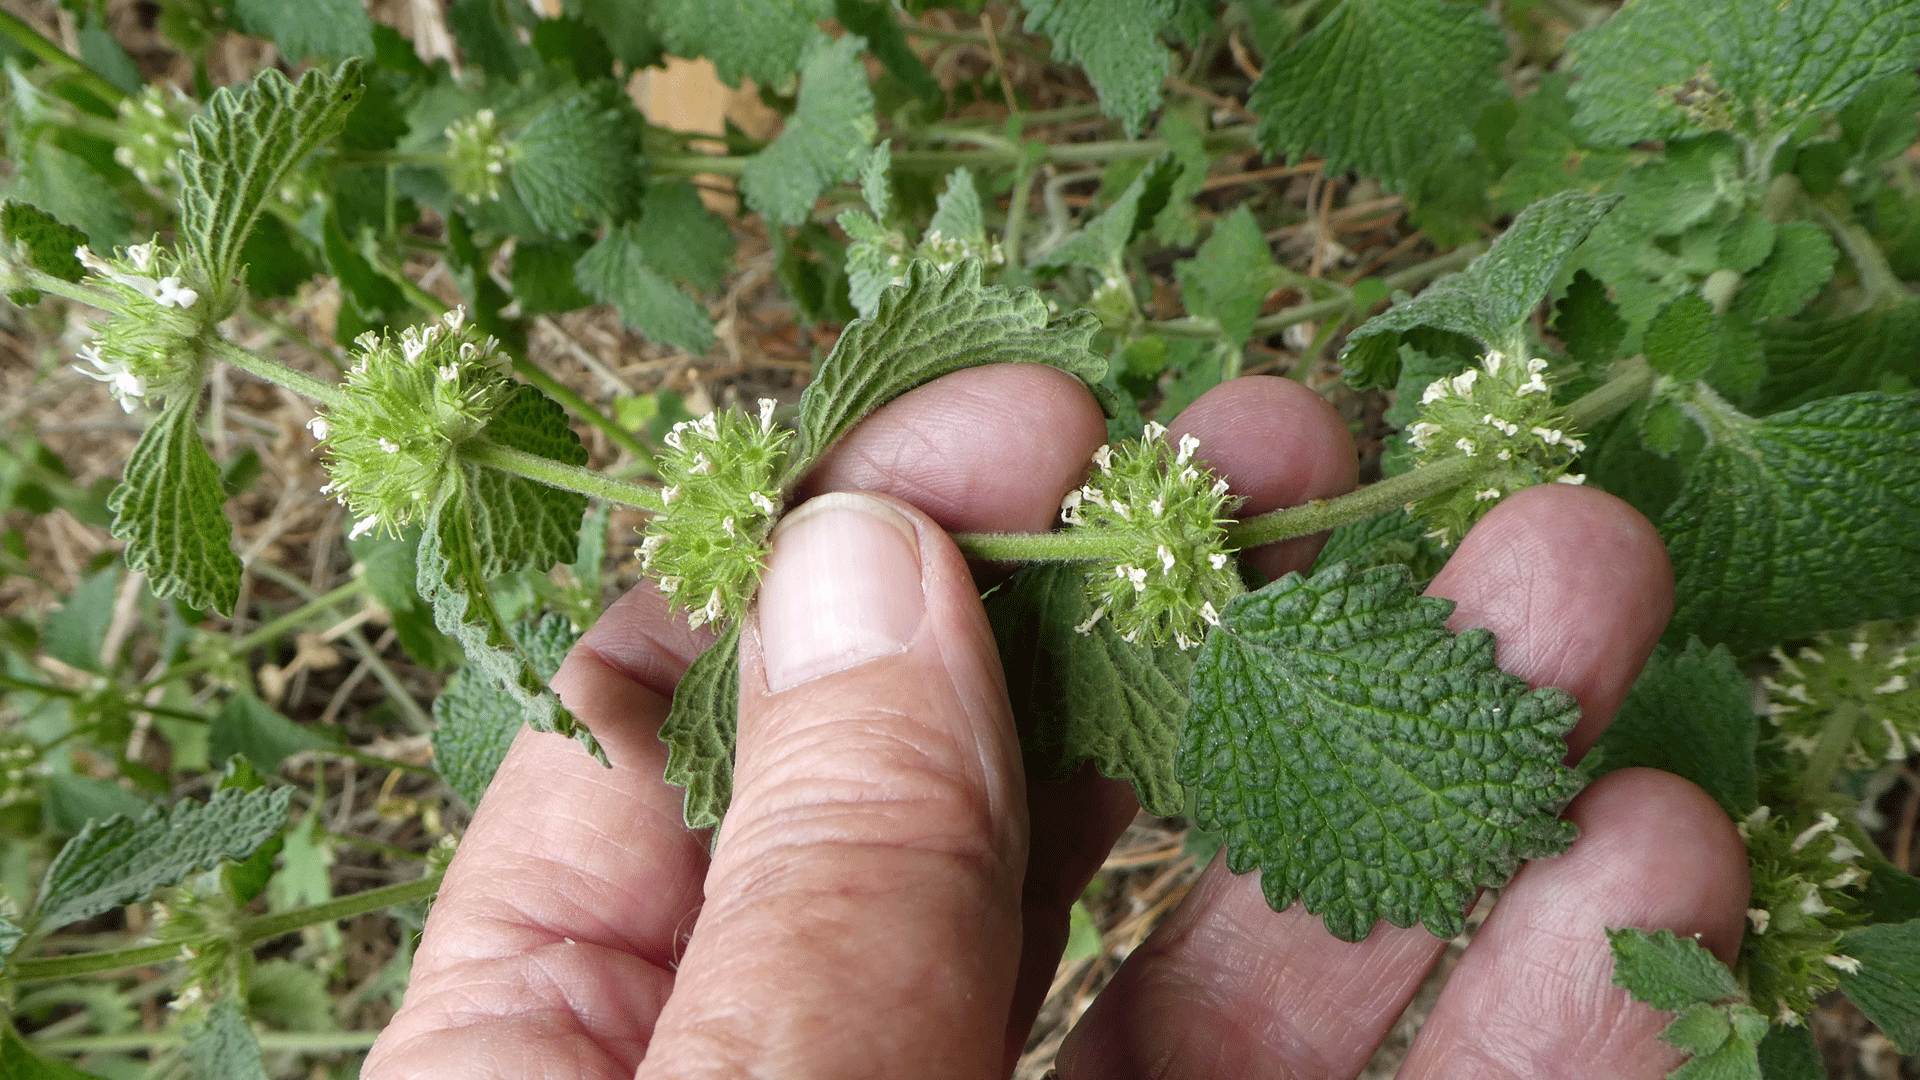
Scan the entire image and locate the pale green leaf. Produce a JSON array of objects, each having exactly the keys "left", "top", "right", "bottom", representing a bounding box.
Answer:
[
  {"left": 1646, "top": 292, "right": 1720, "bottom": 380},
  {"left": 466, "top": 384, "right": 589, "bottom": 577},
  {"left": 791, "top": 259, "right": 1109, "bottom": 473},
  {"left": 34, "top": 786, "right": 291, "bottom": 931},
  {"left": 858, "top": 141, "right": 892, "bottom": 220},
  {"left": 1567, "top": 0, "right": 1920, "bottom": 150},
  {"left": 248, "top": 958, "right": 337, "bottom": 1033},
  {"left": 986, "top": 564, "right": 1191, "bottom": 816},
  {"left": 107, "top": 392, "right": 244, "bottom": 615},
  {"left": 1248, "top": 0, "right": 1507, "bottom": 190},
  {"left": 177, "top": 61, "right": 364, "bottom": 307},
  {"left": 1753, "top": 301, "right": 1920, "bottom": 414},
  {"left": 432, "top": 612, "right": 579, "bottom": 810},
  {"left": 839, "top": 208, "right": 907, "bottom": 319},
  {"left": 43, "top": 567, "right": 118, "bottom": 674},
  {"left": 181, "top": 998, "right": 269, "bottom": 1080},
  {"left": 1661, "top": 392, "right": 1920, "bottom": 655},
  {"left": 927, "top": 169, "right": 986, "bottom": 245},
  {"left": 1342, "top": 191, "right": 1620, "bottom": 388},
  {"left": 740, "top": 33, "right": 876, "bottom": 227},
  {"left": 650, "top": 0, "right": 830, "bottom": 87},
  {"left": 1174, "top": 205, "right": 1282, "bottom": 348},
  {"left": 0, "top": 915, "right": 23, "bottom": 964},
  {"left": 575, "top": 222, "right": 717, "bottom": 354},
  {"left": 1837, "top": 918, "right": 1920, "bottom": 1054},
  {"left": 210, "top": 691, "right": 326, "bottom": 774},
  {"left": 233, "top": 0, "right": 375, "bottom": 60},
  {"left": 1035, "top": 166, "right": 1152, "bottom": 273},
  {"left": 1591, "top": 639, "right": 1758, "bottom": 817},
  {"left": 7, "top": 142, "right": 131, "bottom": 253},
  {"left": 660, "top": 622, "right": 741, "bottom": 830},
  {"left": 1730, "top": 223, "right": 1837, "bottom": 322},
  {"left": 1024, "top": 0, "right": 1174, "bottom": 136},
  {"left": 1608, "top": 926, "right": 1742, "bottom": 1011},
  {"left": 1180, "top": 561, "right": 1583, "bottom": 941},
  {"left": 1662, "top": 1002, "right": 1735, "bottom": 1057},
  {"left": 511, "top": 91, "right": 642, "bottom": 235},
  {"left": 636, "top": 180, "right": 733, "bottom": 293}
]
